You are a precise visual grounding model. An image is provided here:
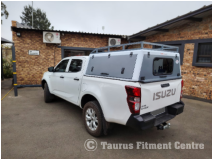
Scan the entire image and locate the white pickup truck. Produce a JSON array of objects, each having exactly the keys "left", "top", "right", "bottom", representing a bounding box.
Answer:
[{"left": 41, "top": 41, "right": 184, "bottom": 137}]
